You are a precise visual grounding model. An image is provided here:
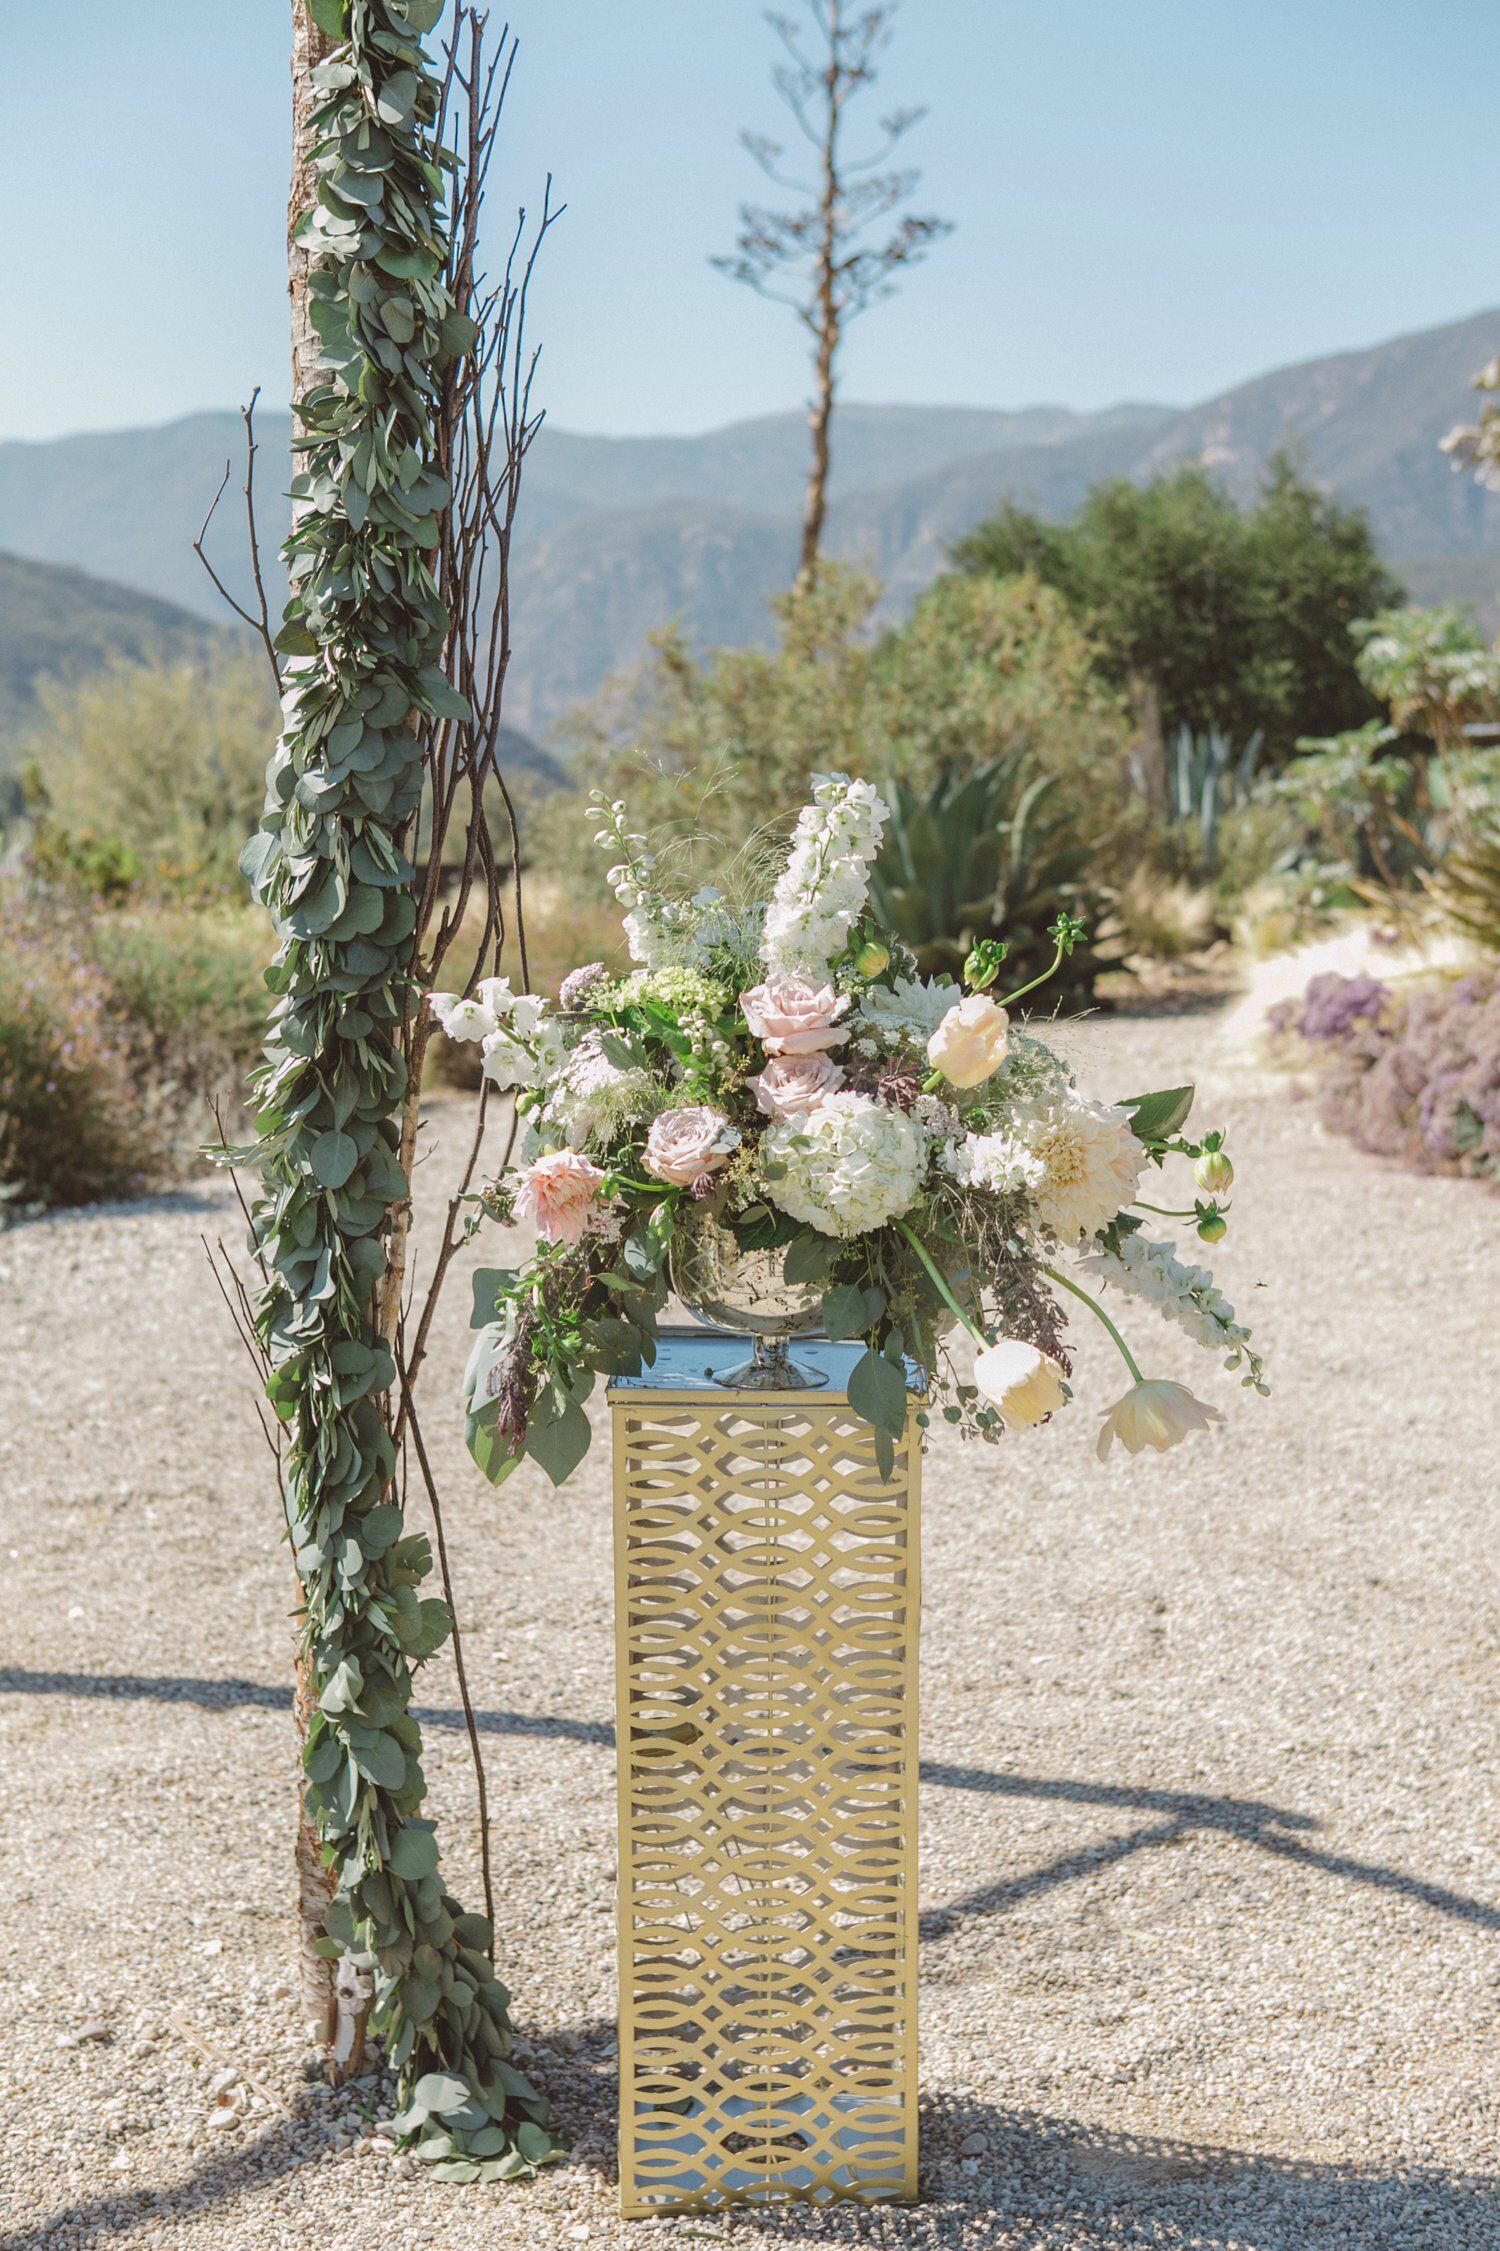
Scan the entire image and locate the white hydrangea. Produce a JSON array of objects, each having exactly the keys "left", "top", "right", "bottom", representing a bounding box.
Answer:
[
  {"left": 941, "top": 1127, "right": 1047, "bottom": 1198},
  {"left": 853, "top": 974, "right": 962, "bottom": 1050},
  {"left": 1082, "top": 1232, "right": 1264, "bottom": 1386},
  {"left": 761, "top": 1090, "right": 926, "bottom": 1238},
  {"left": 761, "top": 774, "right": 889, "bottom": 978}
]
